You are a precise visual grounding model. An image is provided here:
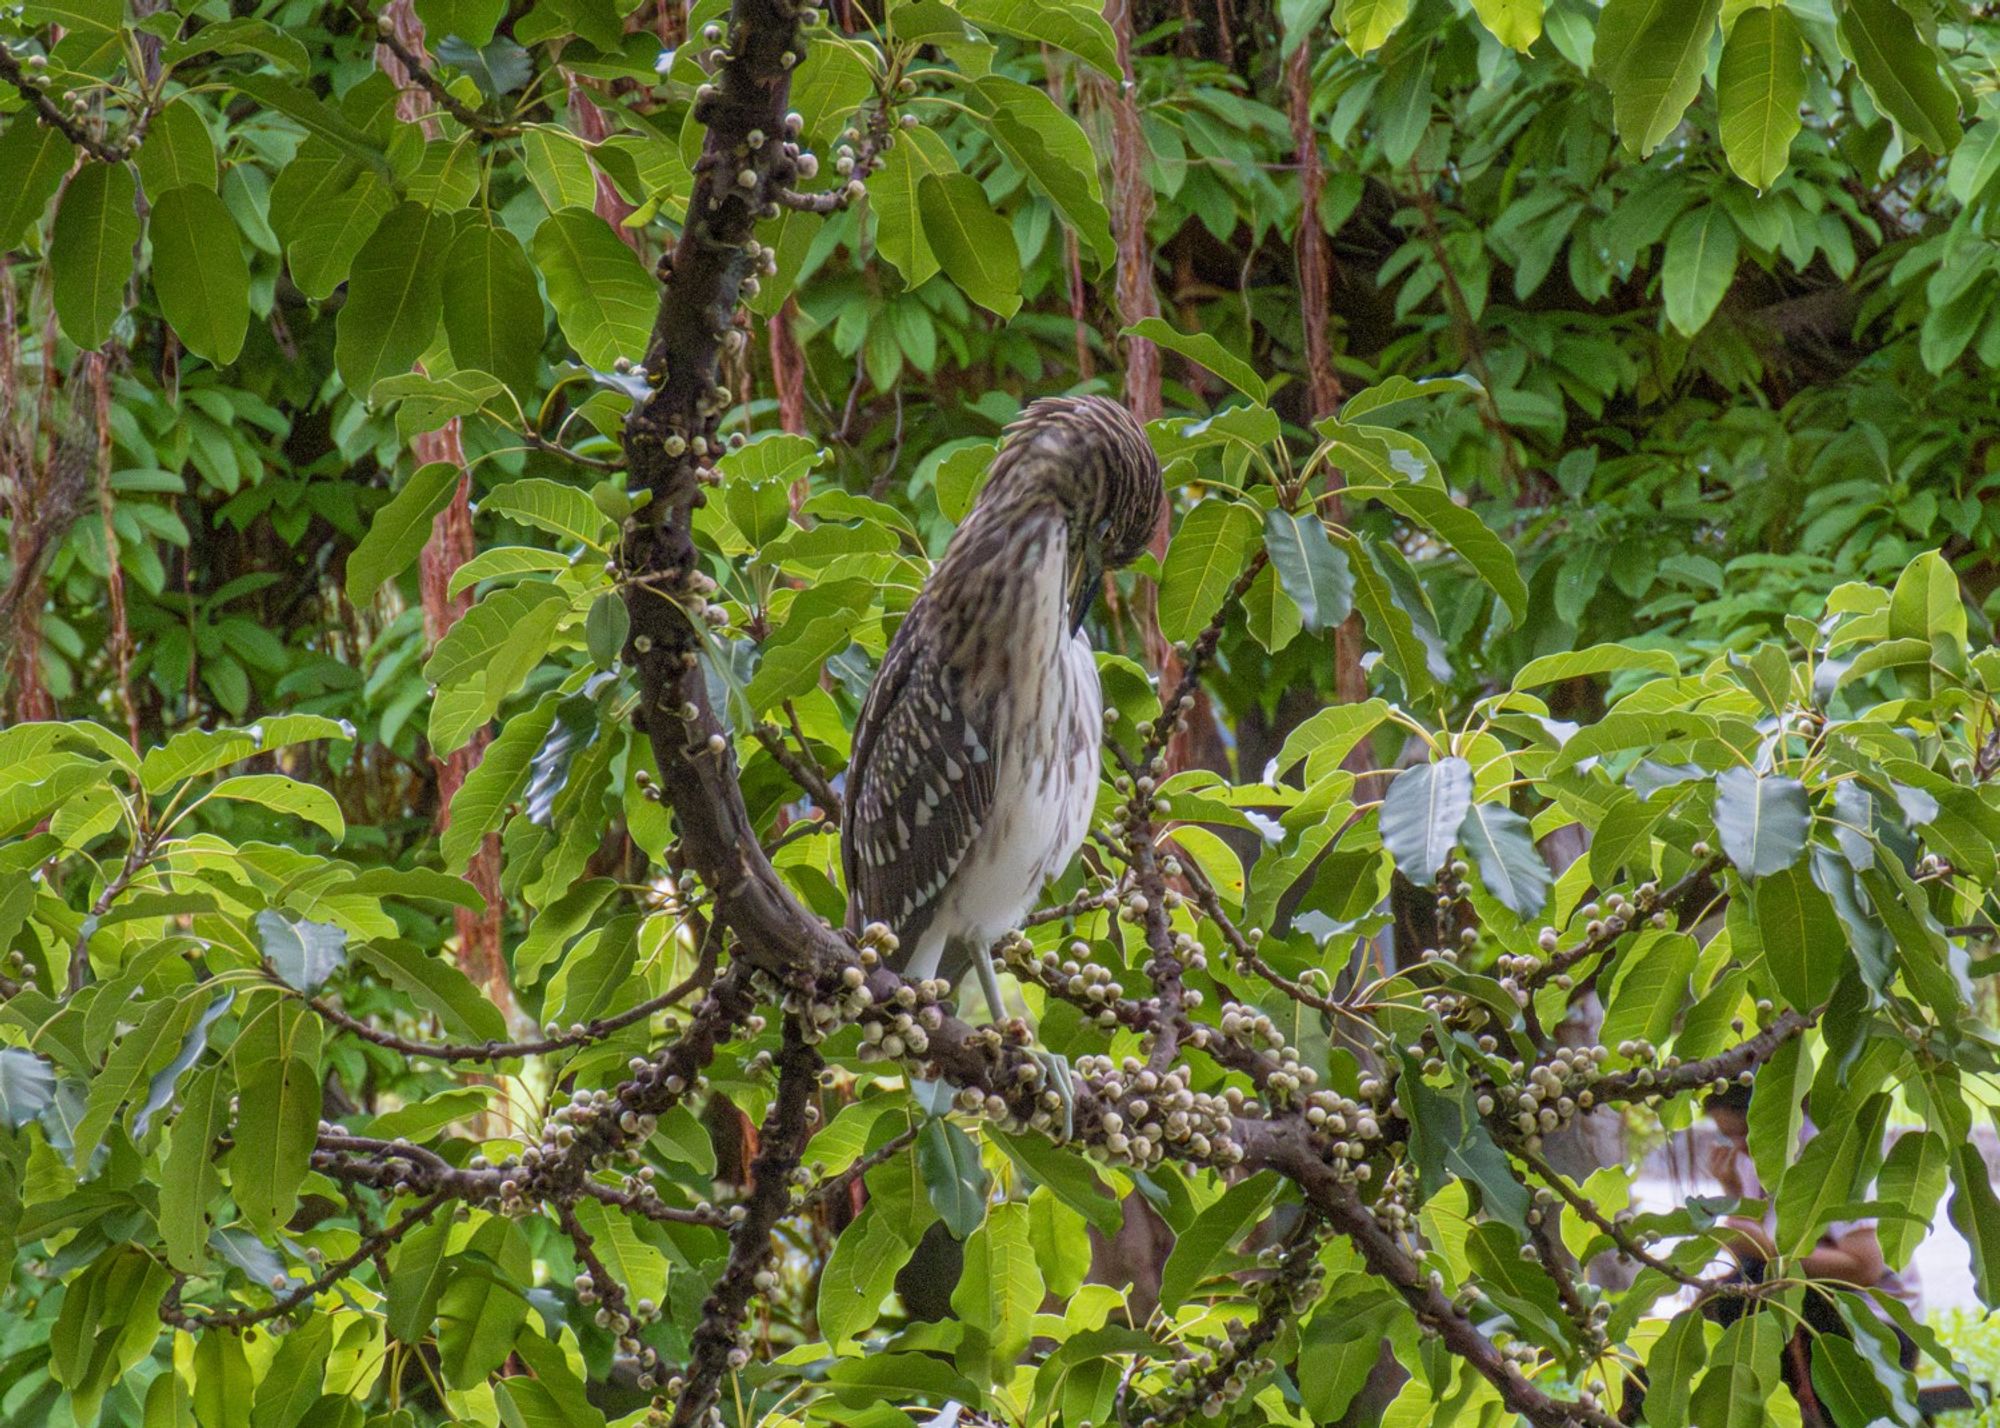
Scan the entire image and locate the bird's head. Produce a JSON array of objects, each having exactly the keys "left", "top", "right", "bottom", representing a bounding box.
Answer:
[{"left": 989, "top": 395, "right": 1164, "bottom": 630}]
